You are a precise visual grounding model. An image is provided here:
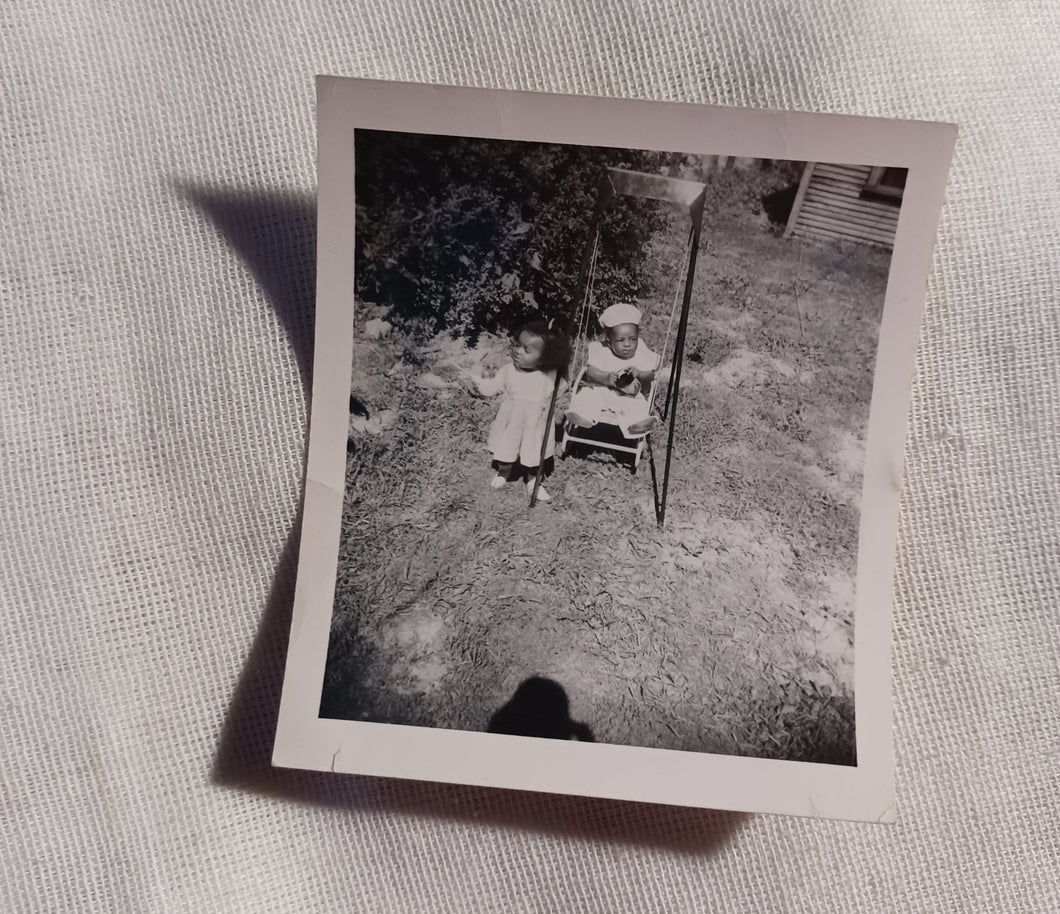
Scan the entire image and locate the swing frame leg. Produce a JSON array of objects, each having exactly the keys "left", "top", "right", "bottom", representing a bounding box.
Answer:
[{"left": 655, "top": 199, "right": 704, "bottom": 527}]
